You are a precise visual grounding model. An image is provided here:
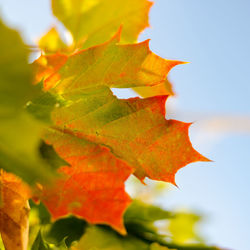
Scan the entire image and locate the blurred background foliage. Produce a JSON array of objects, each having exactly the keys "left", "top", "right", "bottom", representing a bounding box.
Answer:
[{"left": 25, "top": 198, "right": 218, "bottom": 250}]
